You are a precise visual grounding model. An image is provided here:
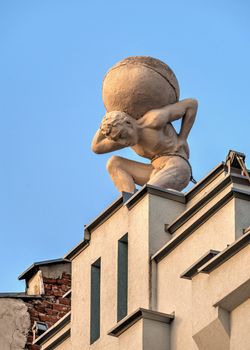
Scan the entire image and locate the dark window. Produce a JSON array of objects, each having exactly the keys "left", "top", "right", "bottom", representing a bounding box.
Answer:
[
  {"left": 117, "top": 234, "right": 128, "bottom": 321},
  {"left": 90, "top": 258, "right": 101, "bottom": 344}
]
